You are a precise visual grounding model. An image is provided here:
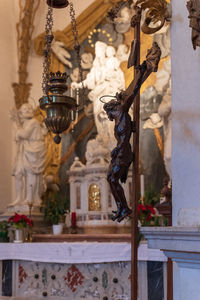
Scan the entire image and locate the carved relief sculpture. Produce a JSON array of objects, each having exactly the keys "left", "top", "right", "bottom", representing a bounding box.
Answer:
[{"left": 187, "top": 0, "right": 200, "bottom": 49}]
